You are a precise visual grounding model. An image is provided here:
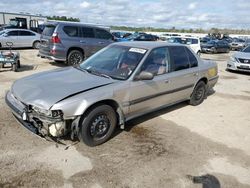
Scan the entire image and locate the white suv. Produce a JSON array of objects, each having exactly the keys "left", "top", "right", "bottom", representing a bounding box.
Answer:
[{"left": 168, "top": 36, "right": 201, "bottom": 56}]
